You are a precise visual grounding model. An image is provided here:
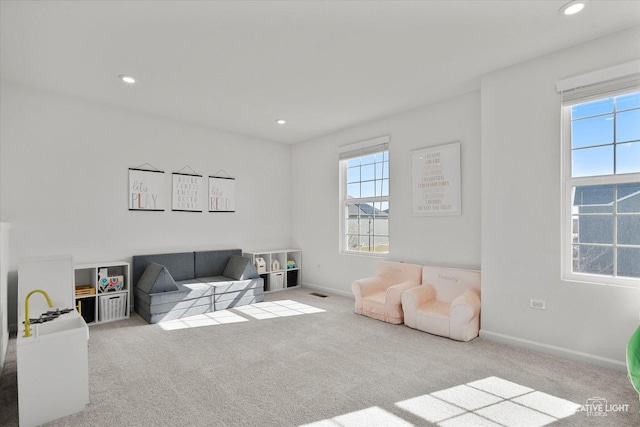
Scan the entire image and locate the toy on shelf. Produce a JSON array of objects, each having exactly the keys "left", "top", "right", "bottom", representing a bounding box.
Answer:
[{"left": 287, "top": 260, "right": 297, "bottom": 269}]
